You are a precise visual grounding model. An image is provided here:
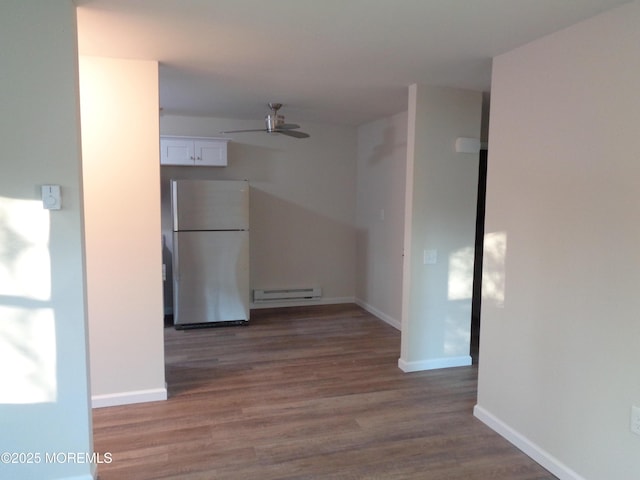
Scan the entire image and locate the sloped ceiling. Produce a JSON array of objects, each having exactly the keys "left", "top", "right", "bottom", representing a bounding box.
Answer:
[{"left": 76, "top": 0, "right": 630, "bottom": 126}]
